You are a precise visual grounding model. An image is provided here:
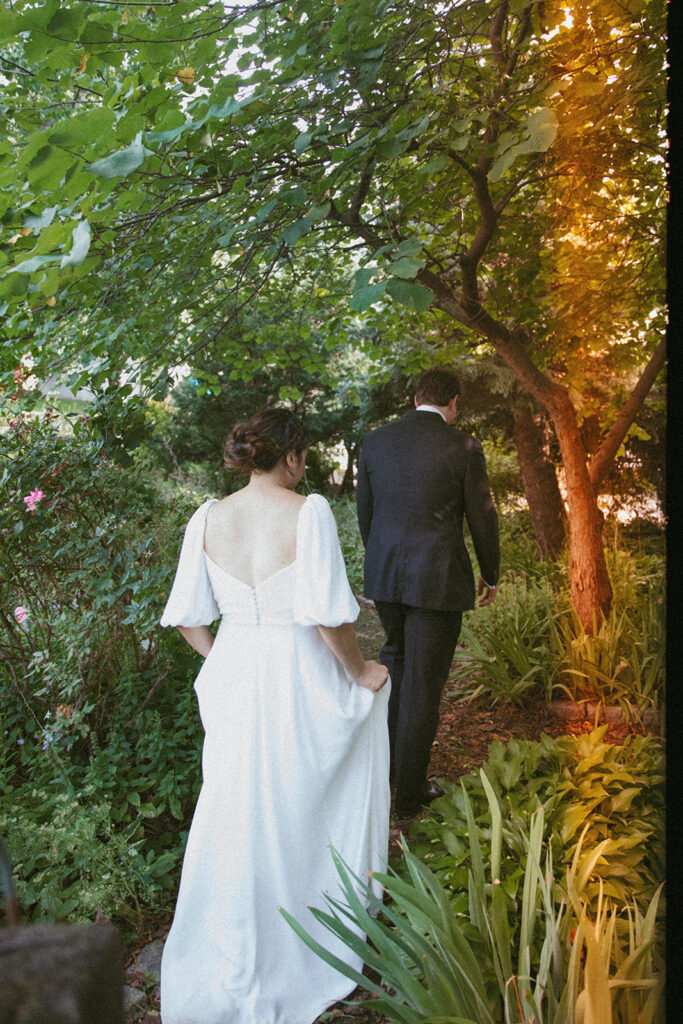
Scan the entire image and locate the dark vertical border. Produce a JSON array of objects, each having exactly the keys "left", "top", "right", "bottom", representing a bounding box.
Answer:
[{"left": 666, "top": 0, "right": 681, "bottom": 1015}]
